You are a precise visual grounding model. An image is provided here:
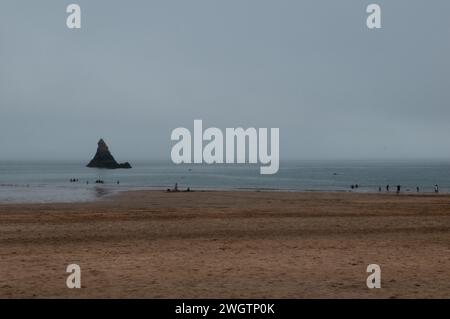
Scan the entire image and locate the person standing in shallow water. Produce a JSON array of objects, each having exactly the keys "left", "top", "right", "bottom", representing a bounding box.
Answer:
[
  {"left": 396, "top": 185, "right": 401, "bottom": 194},
  {"left": 386, "top": 185, "right": 390, "bottom": 192},
  {"left": 435, "top": 184, "right": 439, "bottom": 193}
]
